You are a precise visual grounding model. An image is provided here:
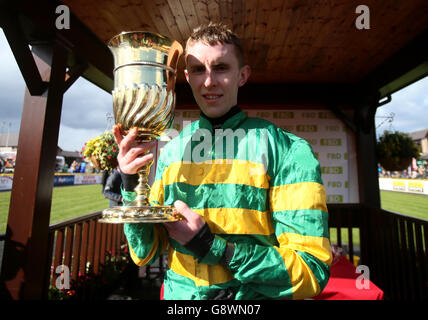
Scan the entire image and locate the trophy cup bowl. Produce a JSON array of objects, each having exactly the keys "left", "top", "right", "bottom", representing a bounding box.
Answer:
[{"left": 99, "top": 31, "right": 183, "bottom": 223}]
